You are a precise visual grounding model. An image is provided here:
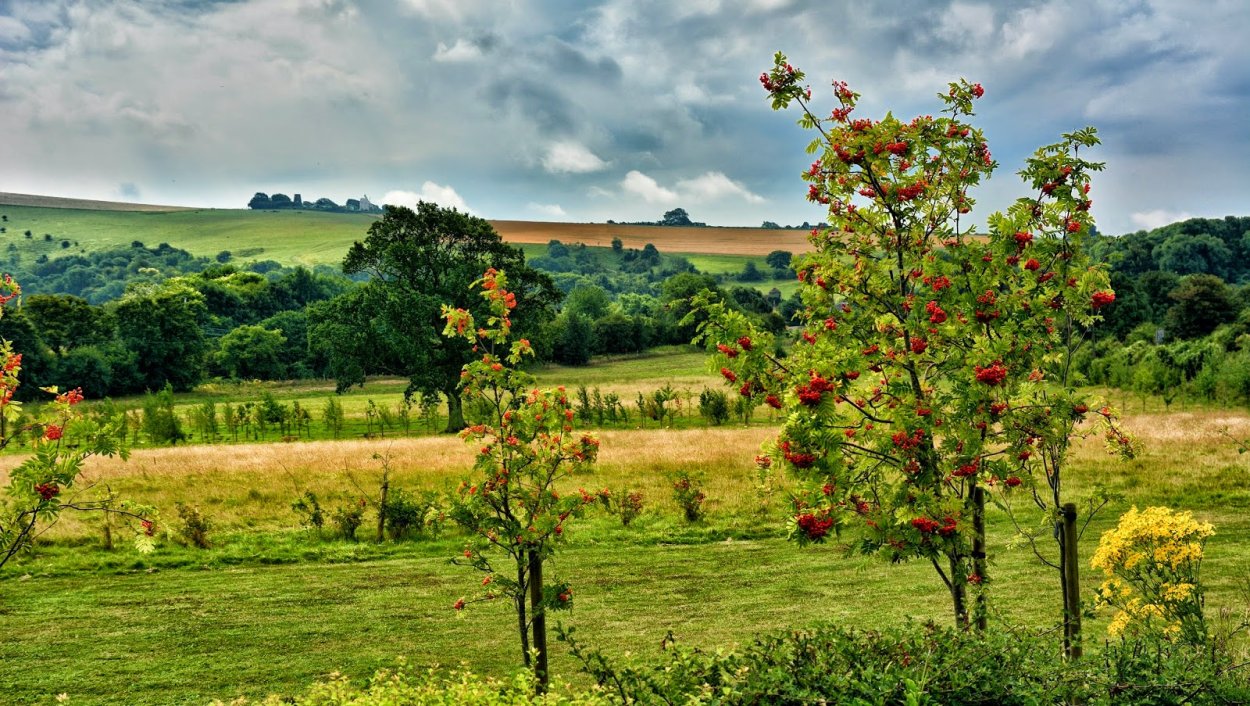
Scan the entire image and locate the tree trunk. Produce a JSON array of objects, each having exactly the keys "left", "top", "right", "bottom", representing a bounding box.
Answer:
[
  {"left": 972, "top": 487, "right": 988, "bottom": 631},
  {"left": 516, "top": 562, "right": 531, "bottom": 668},
  {"left": 376, "top": 476, "right": 389, "bottom": 543},
  {"left": 1061, "top": 503, "right": 1083, "bottom": 660},
  {"left": 444, "top": 388, "right": 466, "bottom": 433},
  {"left": 528, "top": 549, "right": 549, "bottom": 694},
  {"left": 949, "top": 554, "right": 968, "bottom": 629}
]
